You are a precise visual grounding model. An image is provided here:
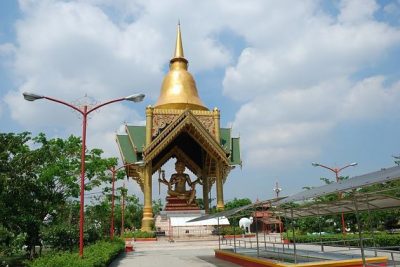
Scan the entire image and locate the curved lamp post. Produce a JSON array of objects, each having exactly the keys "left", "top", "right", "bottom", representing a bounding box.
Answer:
[
  {"left": 311, "top": 162, "right": 357, "bottom": 235},
  {"left": 23, "top": 92, "right": 145, "bottom": 257}
]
